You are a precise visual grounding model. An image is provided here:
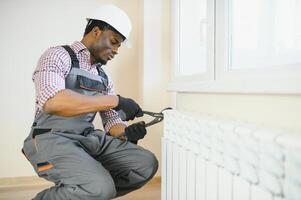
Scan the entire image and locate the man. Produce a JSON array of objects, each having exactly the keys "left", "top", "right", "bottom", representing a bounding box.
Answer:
[{"left": 22, "top": 5, "right": 158, "bottom": 200}]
